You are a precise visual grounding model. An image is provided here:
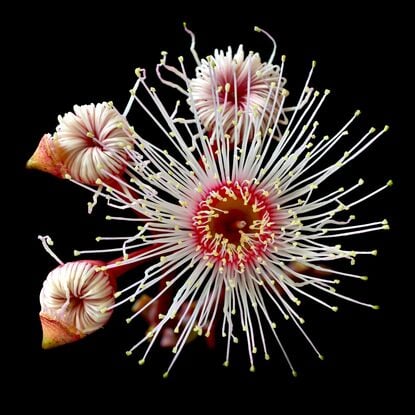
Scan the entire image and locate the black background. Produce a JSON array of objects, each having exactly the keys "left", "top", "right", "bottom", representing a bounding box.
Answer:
[{"left": 11, "top": 2, "right": 409, "bottom": 411}]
